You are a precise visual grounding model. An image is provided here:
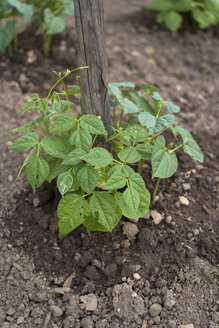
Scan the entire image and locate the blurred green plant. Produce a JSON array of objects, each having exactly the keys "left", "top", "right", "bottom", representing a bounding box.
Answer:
[
  {"left": 147, "top": 0, "right": 219, "bottom": 32},
  {"left": 0, "top": 0, "right": 74, "bottom": 56}
]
